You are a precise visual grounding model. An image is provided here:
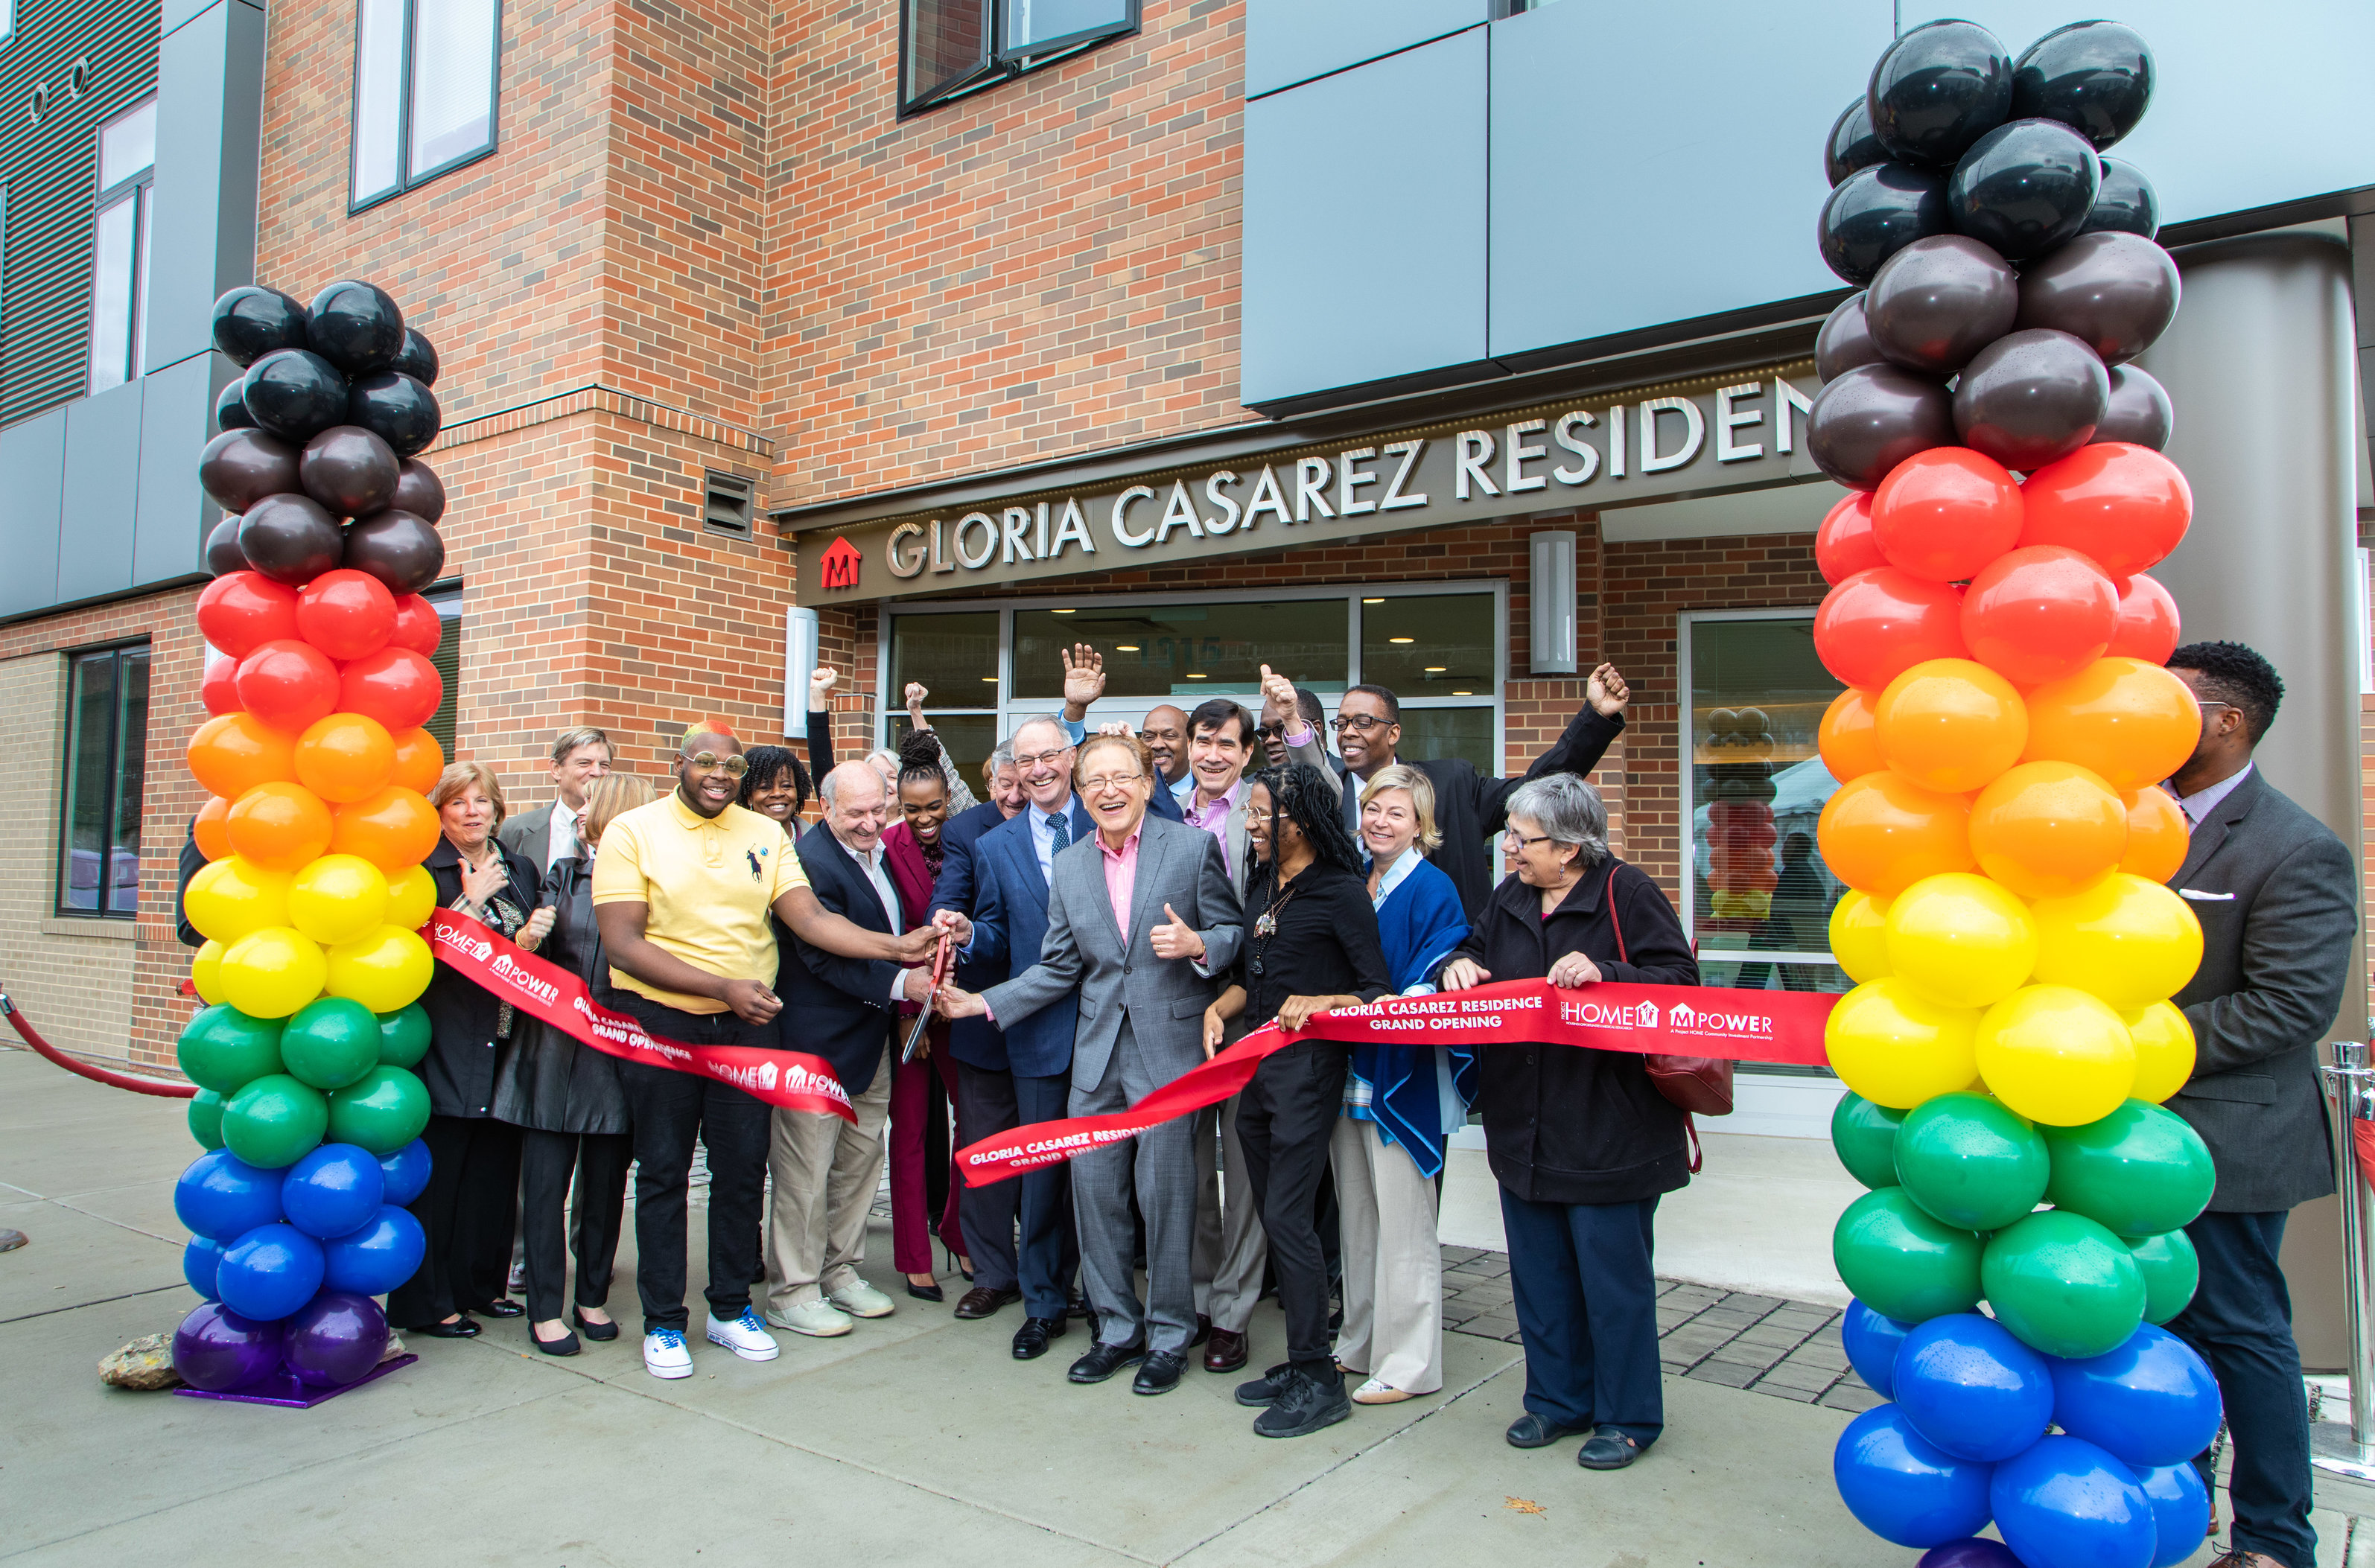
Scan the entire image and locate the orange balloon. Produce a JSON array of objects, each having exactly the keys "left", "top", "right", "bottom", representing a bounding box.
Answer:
[
  {"left": 2120, "top": 787, "right": 2190, "bottom": 884},
  {"left": 1818, "top": 689, "right": 1886, "bottom": 782},
  {"left": 1816, "top": 771, "right": 1977, "bottom": 899},
  {"left": 1874, "top": 659, "right": 2029, "bottom": 794},
  {"left": 294, "top": 713, "right": 397, "bottom": 804},
  {"left": 387, "top": 727, "right": 446, "bottom": 796},
  {"left": 193, "top": 797, "right": 232, "bottom": 861},
  {"left": 2021, "top": 656, "right": 2202, "bottom": 791},
  {"left": 186, "top": 713, "right": 299, "bottom": 800},
  {"left": 328, "top": 786, "right": 442, "bottom": 873},
  {"left": 223, "top": 781, "right": 335, "bottom": 872},
  {"left": 1968, "top": 760, "right": 2129, "bottom": 899}
]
